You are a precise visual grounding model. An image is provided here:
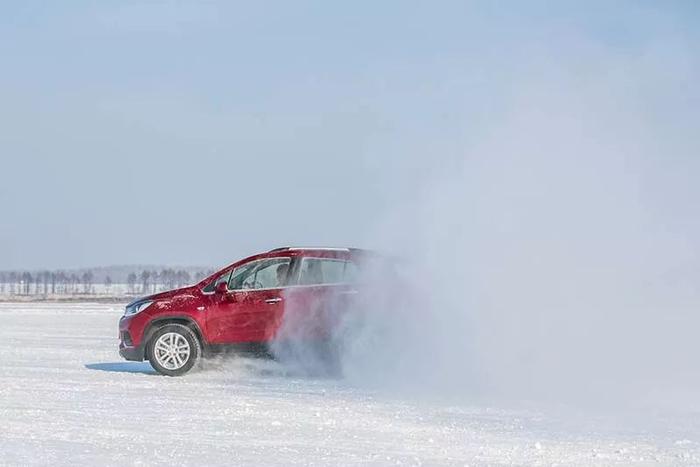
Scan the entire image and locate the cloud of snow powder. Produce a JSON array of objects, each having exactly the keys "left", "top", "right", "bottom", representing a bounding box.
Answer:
[{"left": 272, "top": 31, "right": 700, "bottom": 410}]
